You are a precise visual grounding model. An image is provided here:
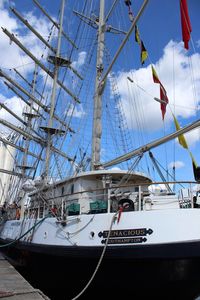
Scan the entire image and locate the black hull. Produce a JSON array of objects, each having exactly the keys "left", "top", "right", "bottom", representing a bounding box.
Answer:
[
  {"left": 2, "top": 239, "right": 200, "bottom": 299},
  {"left": 15, "top": 256, "right": 200, "bottom": 300},
  {"left": 5, "top": 254, "right": 200, "bottom": 300},
  {"left": 2, "top": 237, "right": 200, "bottom": 259}
]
